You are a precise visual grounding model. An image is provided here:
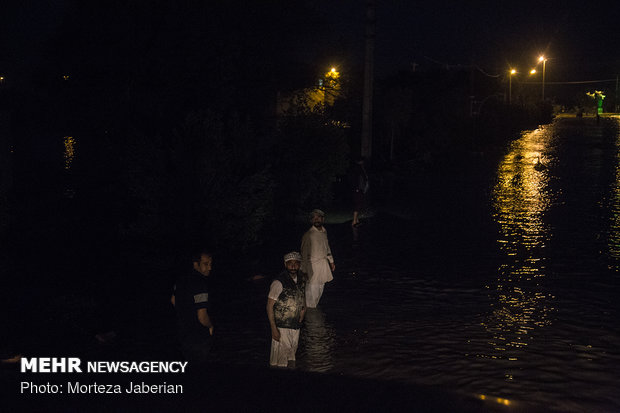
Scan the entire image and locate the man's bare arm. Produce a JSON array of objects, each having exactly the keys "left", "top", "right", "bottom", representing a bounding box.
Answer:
[
  {"left": 266, "top": 298, "right": 280, "bottom": 342},
  {"left": 197, "top": 308, "right": 214, "bottom": 335}
]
